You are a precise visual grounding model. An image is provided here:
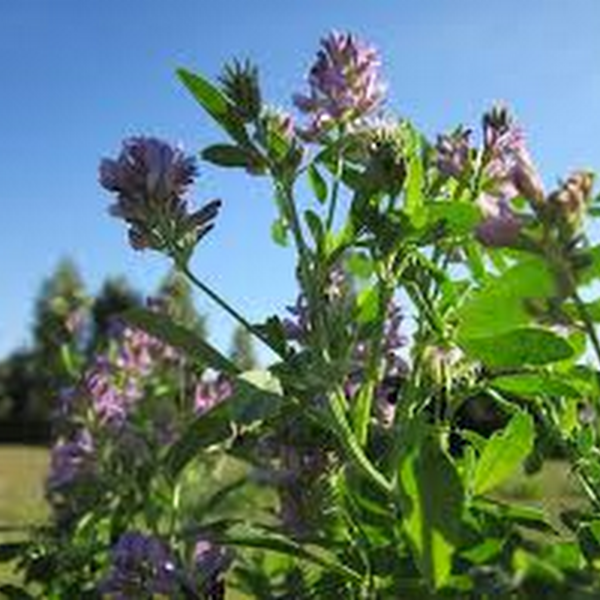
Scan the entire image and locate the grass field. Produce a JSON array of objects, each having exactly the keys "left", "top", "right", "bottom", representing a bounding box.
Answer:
[
  {"left": 0, "top": 445, "right": 49, "bottom": 586},
  {"left": 0, "top": 445, "right": 587, "bottom": 593}
]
